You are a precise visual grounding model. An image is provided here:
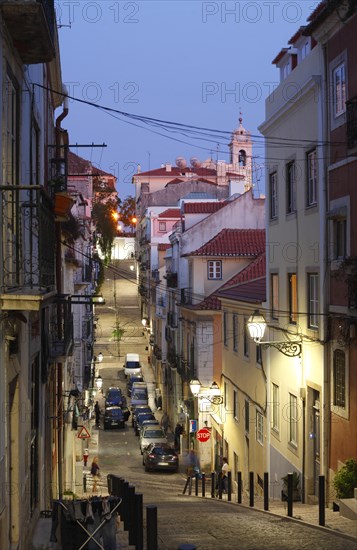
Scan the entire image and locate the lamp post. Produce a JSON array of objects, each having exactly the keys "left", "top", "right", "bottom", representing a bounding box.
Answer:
[
  {"left": 189, "top": 379, "right": 224, "bottom": 405},
  {"left": 246, "top": 310, "right": 302, "bottom": 357}
]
